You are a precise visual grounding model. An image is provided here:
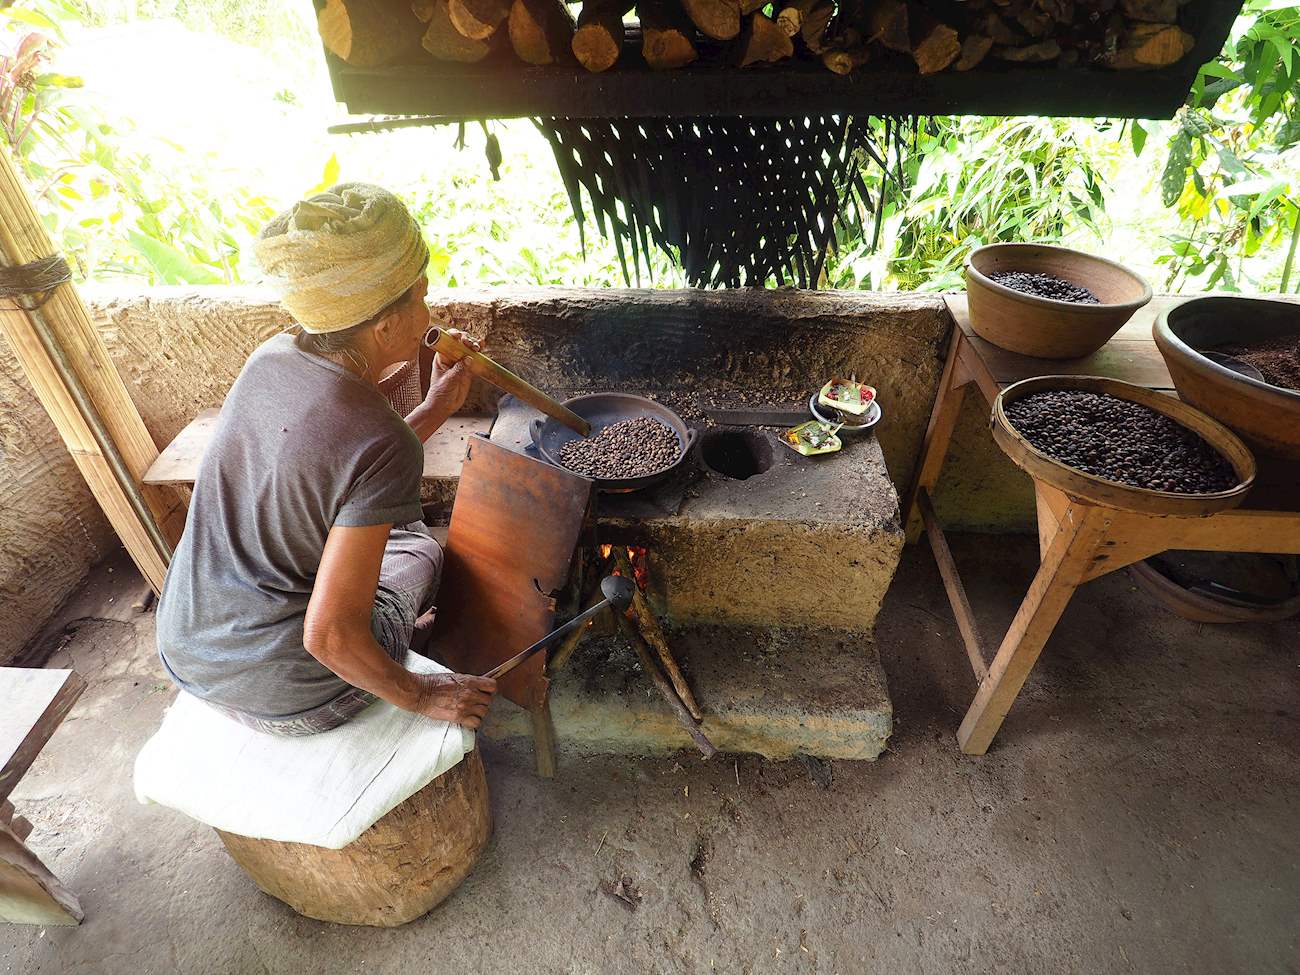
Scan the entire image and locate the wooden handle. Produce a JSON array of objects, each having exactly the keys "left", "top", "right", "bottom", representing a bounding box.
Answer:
[{"left": 425, "top": 327, "right": 591, "bottom": 436}]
